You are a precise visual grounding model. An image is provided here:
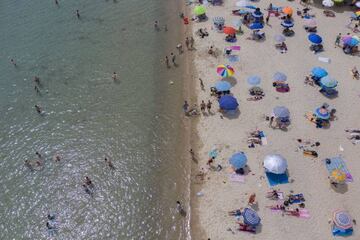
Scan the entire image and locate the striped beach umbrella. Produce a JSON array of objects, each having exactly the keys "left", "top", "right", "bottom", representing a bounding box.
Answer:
[
  {"left": 217, "top": 64, "right": 234, "bottom": 77},
  {"left": 281, "top": 20, "right": 294, "bottom": 28},
  {"left": 229, "top": 152, "right": 248, "bottom": 169},
  {"left": 333, "top": 210, "right": 353, "bottom": 230},
  {"left": 249, "top": 22, "right": 264, "bottom": 30},
  {"left": 213, "top": 16, "right": 225, "bottom": 25},
  {"left": 320, "top": 76, "right": 338, "bottom": 88},
  {"left": 243, "top": 208, "right": 261, "bottom": 226},
  {"left": 314, "top": 107, "right": 330, "bottom": 120}
]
